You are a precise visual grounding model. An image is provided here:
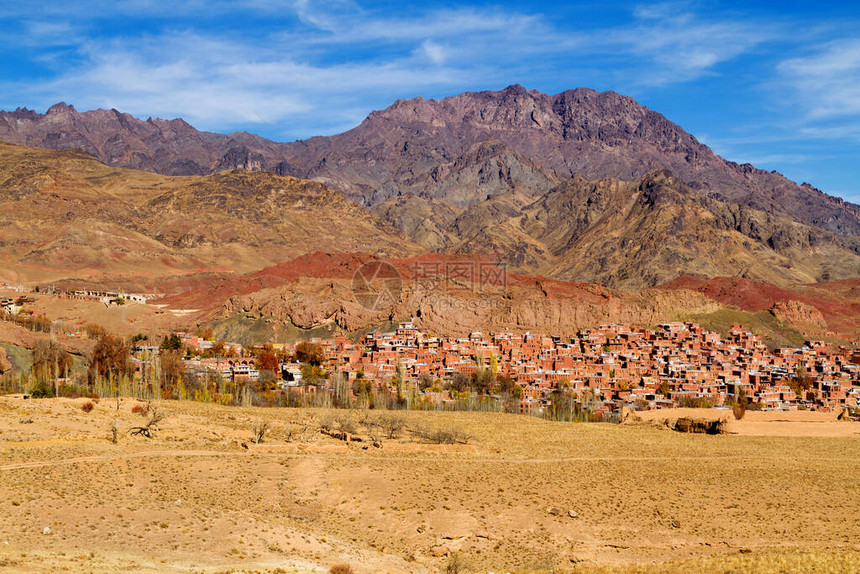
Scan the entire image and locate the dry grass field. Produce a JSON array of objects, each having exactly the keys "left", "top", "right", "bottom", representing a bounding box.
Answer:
[{"left": 0, "top": 396, "right": 858, "bottom": 573}]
